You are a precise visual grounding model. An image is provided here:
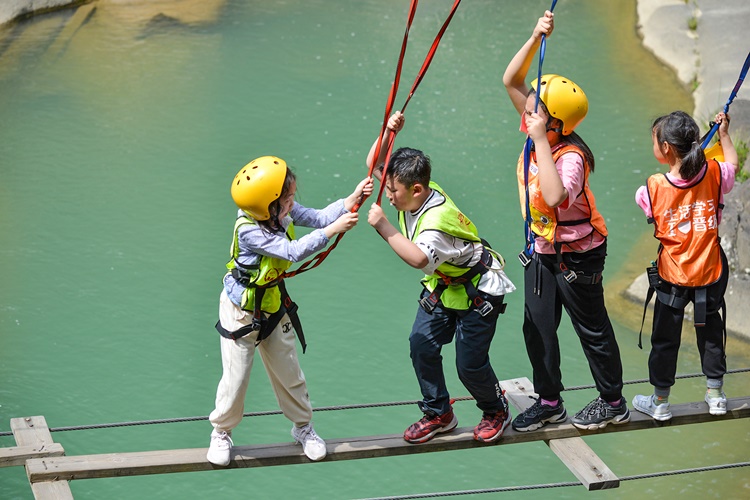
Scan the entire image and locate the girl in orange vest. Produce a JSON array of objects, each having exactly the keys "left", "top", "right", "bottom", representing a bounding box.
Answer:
[
  {"left": 633, "top": 111, "right": 738, "bottom": 421},
  {"left": 502, "top": 10, "right": 629, "bottom": 432}
]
